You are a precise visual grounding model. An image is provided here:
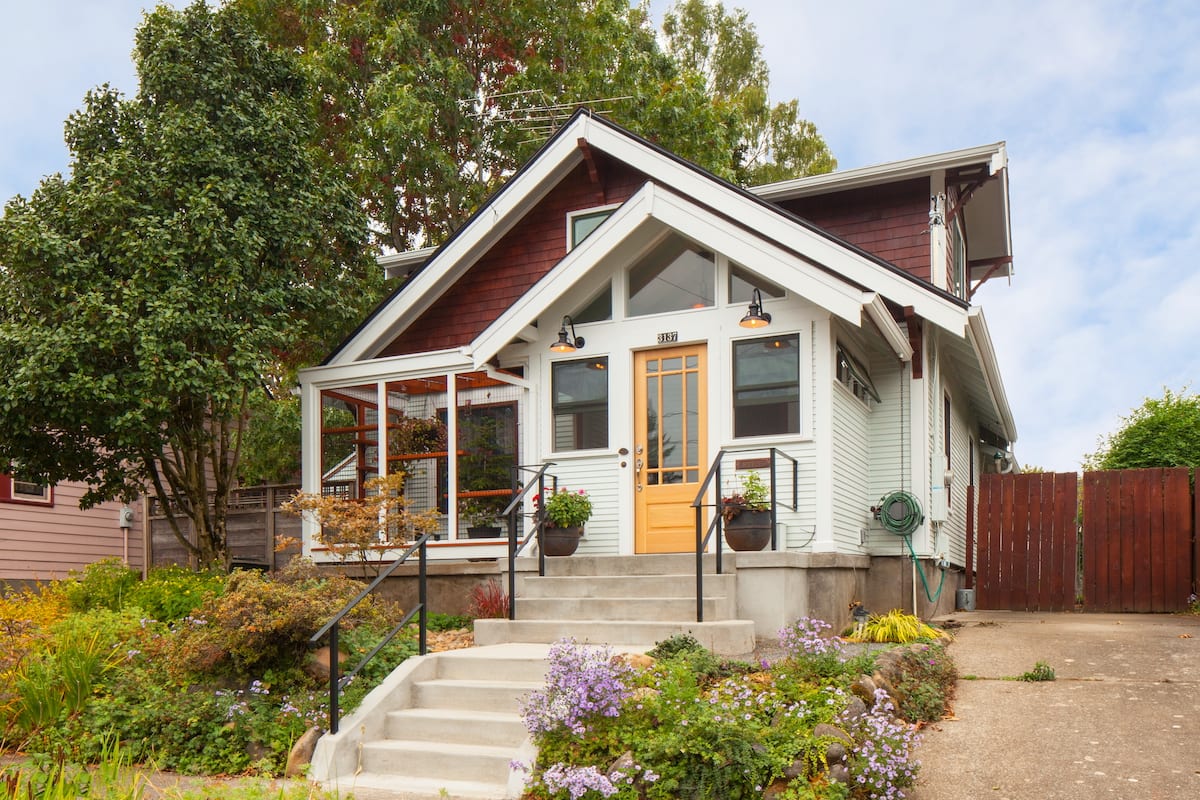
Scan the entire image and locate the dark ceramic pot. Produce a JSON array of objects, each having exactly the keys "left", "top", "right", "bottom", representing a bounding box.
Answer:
[
  {"left": 542, "top": 525, "right": 584, "bottom": 556},
  {"left": 723, "top": 510, "right": 771, "bottom": 551}
]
